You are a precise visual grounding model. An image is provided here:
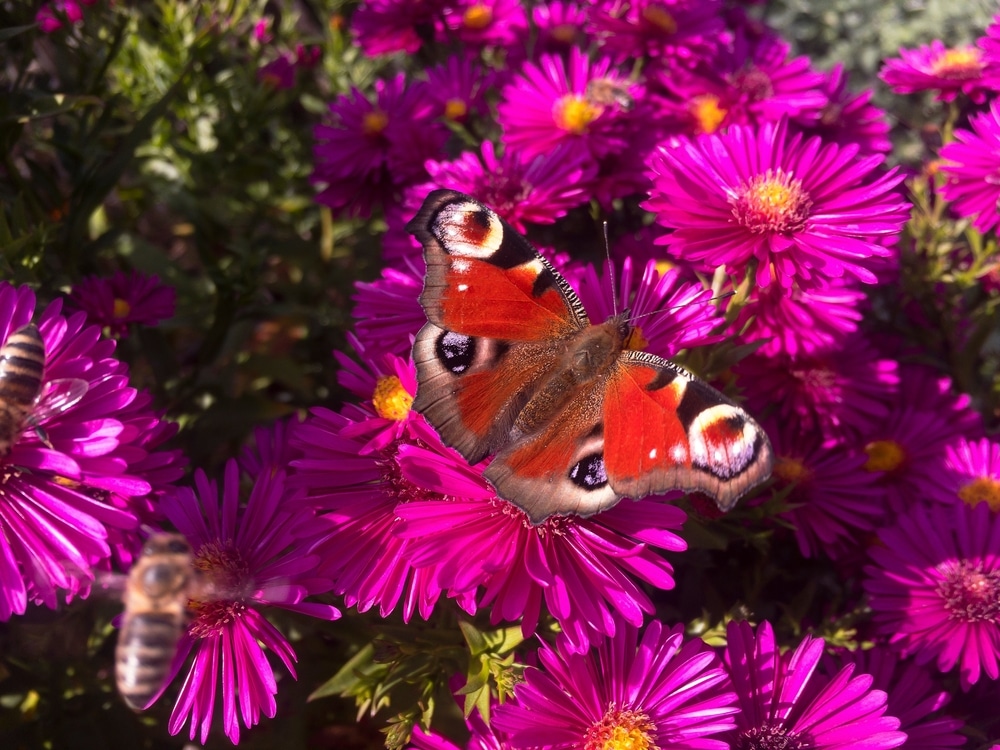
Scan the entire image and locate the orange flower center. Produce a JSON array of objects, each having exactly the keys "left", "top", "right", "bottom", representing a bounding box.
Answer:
[
  {"left": 373, "top": 375, "right": 413, "bottom": 421},
  {"left": 642, "top": 4, "right": 677, "bottom": 34},
  {"left": 690, "top": 94, "right": 726, "bottom": 134},
  {"left": 731, "top": 169, "right": 812, "bottom": 235},
  {"left": 774, "top": 456, "right": 812, "bottom": 484},
  {"left": 584, "top": 706, "right": 657, "bottom": 750},
  {"left": 958, "top": 476, "right": 1000, "bottom": 512},
  {"left": 463, "top": 3, "right": 492, "bottom": 30},
  {"left": 551, "top": 23, "right": 577, "bottom": 43},
  {"left": 930, "top": 46, "right": 984, "bottom": 80},
  {"left": 113, "top": 298, "right": 131, "bottom": 319},
  {"left": 864, "top": 440, "right": 906, "bottom": 472},
  {"left": 553, "top": 94, "right": 602, "bottom": 134},
  {"left": 444, "top": 98, "right": 468, "bottom": 121},
  {"left": 362, "top": 110, "right": 389, "bottom": 136}
]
